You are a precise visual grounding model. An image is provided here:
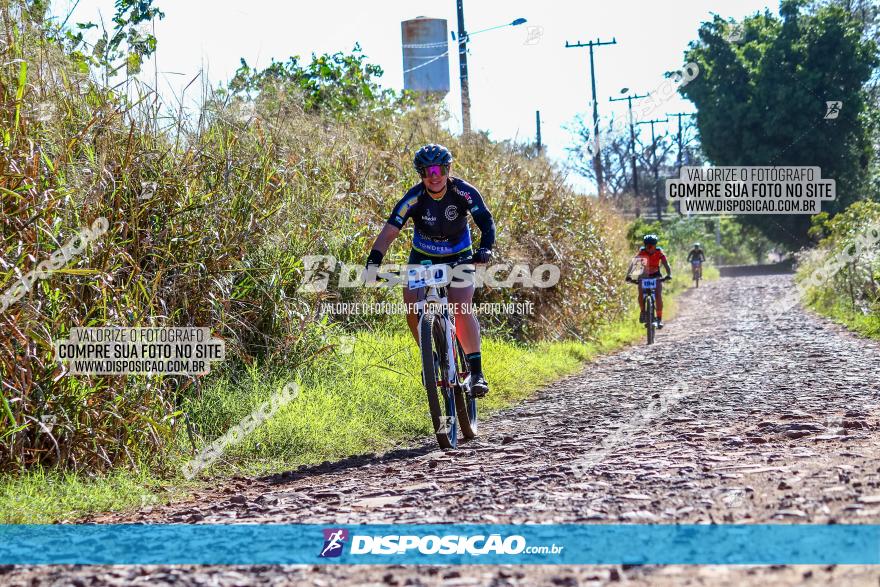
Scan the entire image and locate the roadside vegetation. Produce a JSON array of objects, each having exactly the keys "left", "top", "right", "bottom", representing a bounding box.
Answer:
[
  {"left": 798, "top": 201, "right": 880, "bottom": 338},
  {"left": 680, "top": 1, "right": 879, "bottom": 249},
  {"left": 2, "top": 319, "right": 650, "bottom": 523}
]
